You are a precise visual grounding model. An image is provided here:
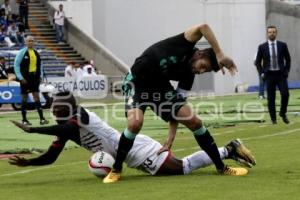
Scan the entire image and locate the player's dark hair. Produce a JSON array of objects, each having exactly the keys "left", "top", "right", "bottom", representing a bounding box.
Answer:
[
  {"left": 53, "top": 91, "right": 77, "bottom": 108},
  {"left": 202, "top": 48, "right": 220, "bottom": 72}
]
